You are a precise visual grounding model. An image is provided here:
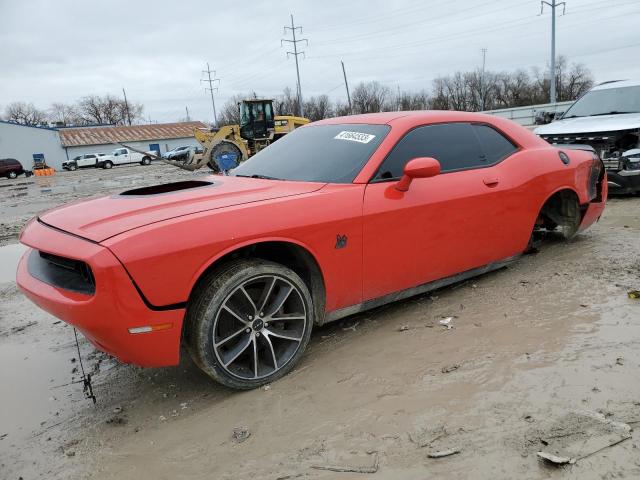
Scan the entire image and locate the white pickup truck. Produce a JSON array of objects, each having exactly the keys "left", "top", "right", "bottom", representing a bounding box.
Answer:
[
  {"left": 97, "top": 147, "right": 155, "bottom": 169},
  {"left": 62, "top": 153, "right": 108, "bottom": 171}
]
